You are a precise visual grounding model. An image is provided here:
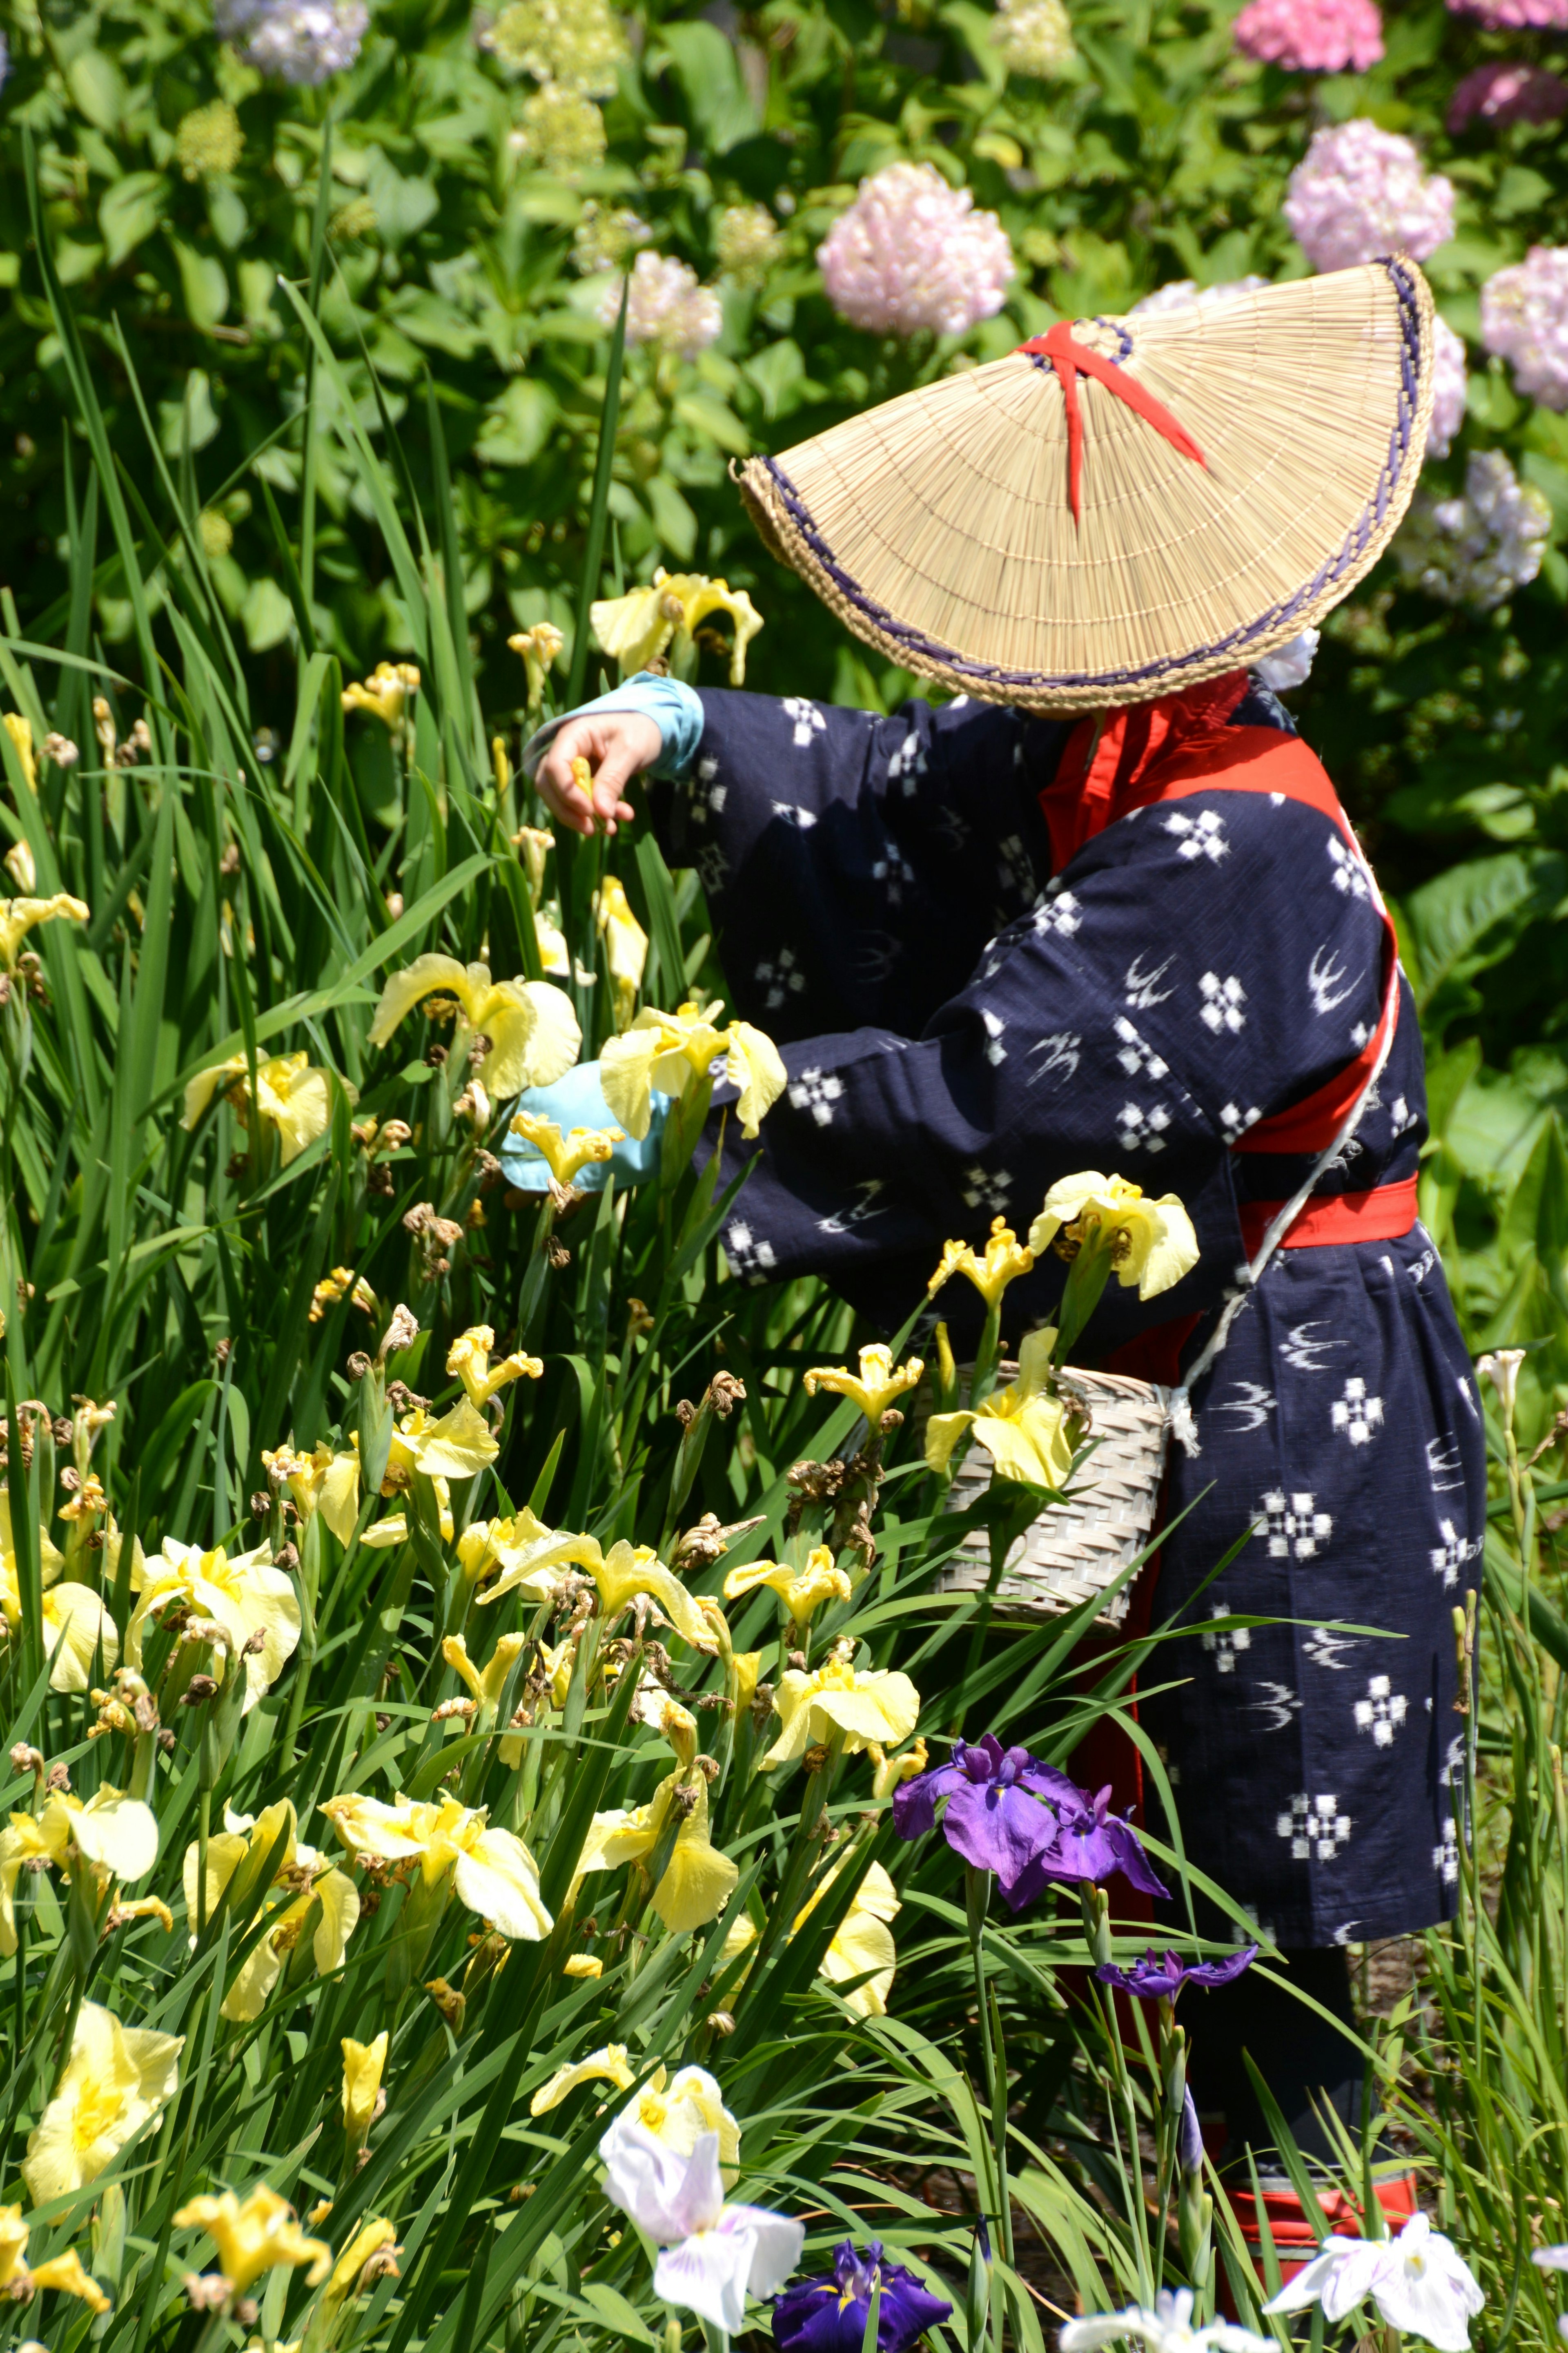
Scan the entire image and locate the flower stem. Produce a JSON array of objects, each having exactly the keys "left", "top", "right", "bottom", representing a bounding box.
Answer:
[{"left": 966, "top": 1867, "right": 1013, "bottom": 2275}]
